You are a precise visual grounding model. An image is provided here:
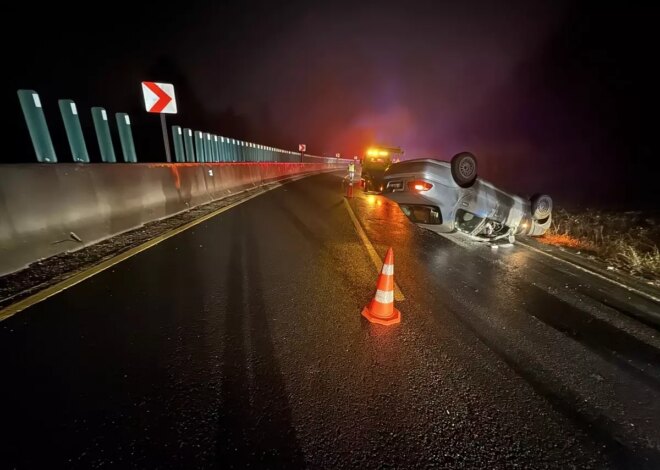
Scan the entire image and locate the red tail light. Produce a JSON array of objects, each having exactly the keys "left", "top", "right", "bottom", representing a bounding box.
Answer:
[{"left": 407, "top": 180, "right": 433, "bottom": 192}]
